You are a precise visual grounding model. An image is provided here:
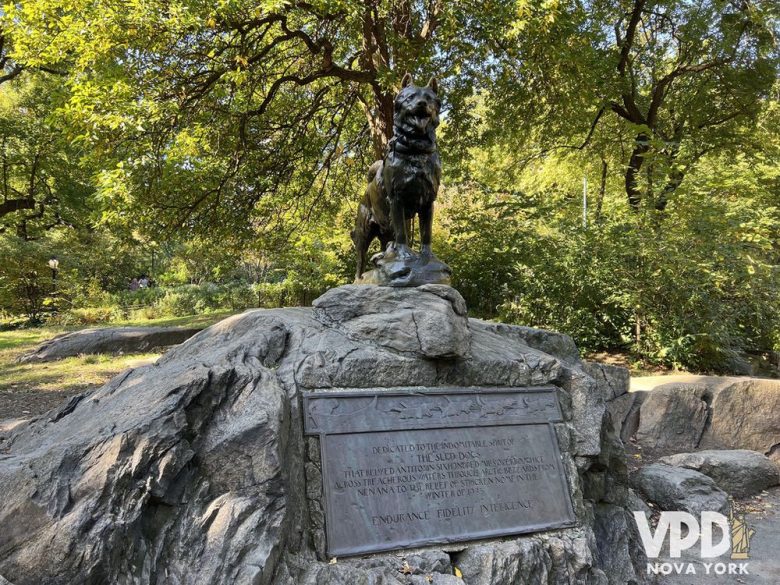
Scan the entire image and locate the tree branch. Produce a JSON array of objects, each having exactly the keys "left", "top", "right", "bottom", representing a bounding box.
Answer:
[
  {"left": 0, "top": 198, "right": 35, "bottom": 218},
  {"left": 421, "top": 0, "right": 442, "bottom": 40},
  {"left": 618, "top": 0, "right": 646, "bottom": 77}
]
